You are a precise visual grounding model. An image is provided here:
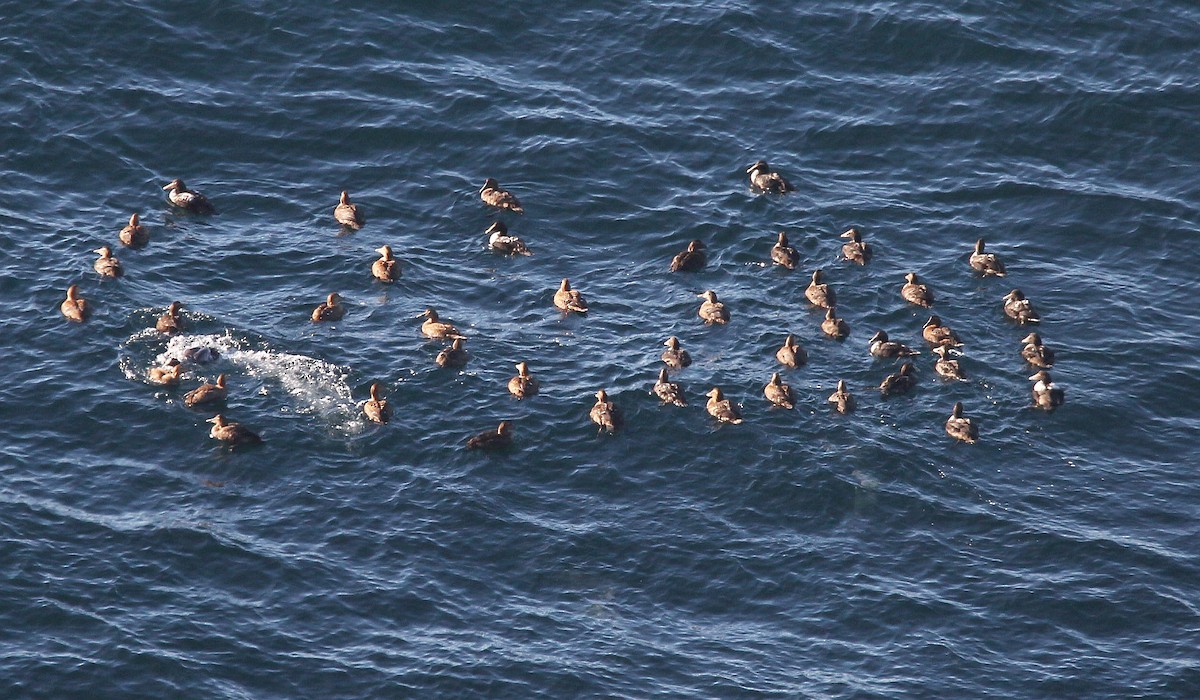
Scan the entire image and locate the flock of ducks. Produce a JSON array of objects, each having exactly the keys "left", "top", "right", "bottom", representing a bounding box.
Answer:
[{"left": 60, "top": 163, "right": 1065, "bottom": 449}]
